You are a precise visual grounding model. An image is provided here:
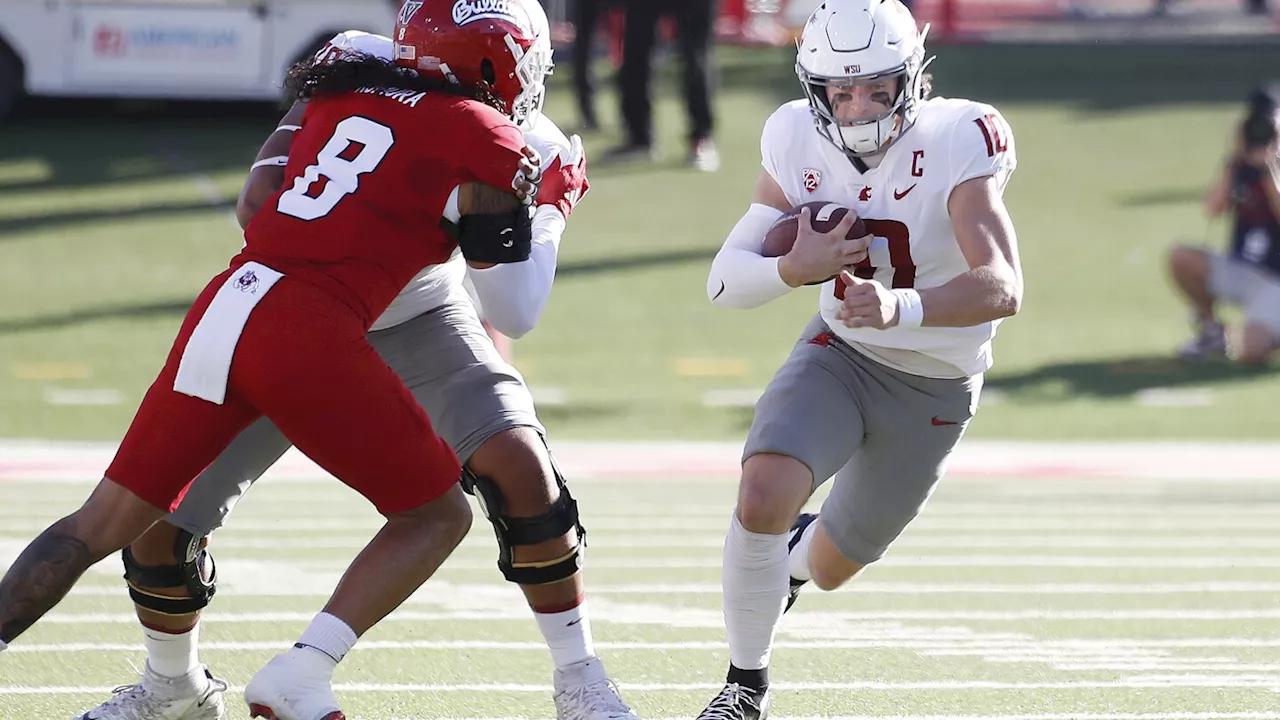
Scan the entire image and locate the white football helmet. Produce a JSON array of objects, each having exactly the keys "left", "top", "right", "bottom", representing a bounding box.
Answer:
[
  {"left": 795, "top": 0, "right": 933, "bottom": 158},
  {"left": 513, "top": 0, "right": 555, "bottom": 129}
]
